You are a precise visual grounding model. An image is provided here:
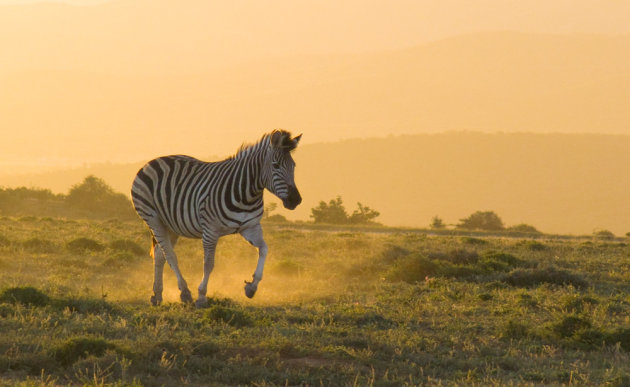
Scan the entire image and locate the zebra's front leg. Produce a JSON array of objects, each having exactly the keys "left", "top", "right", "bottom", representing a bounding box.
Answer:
[
  {"left": 240, "top": 224, "right": 268, "bottom": 299},
  {"left": 151, "top": 241, "right": 166, "bottom": 306},
  {"left": 196, "top": 234, "right": 217, "bottom": 308}
]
